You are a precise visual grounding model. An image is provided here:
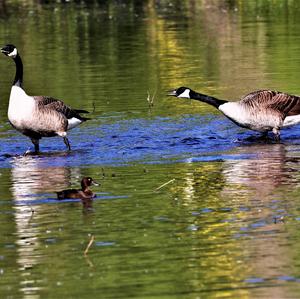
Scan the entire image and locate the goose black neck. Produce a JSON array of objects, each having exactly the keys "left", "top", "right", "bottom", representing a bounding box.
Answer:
[
  {"left": 190, "top": 90, "right": 228, "bottom": 109},
  {"left": 13, "top": 54, "right": 23, "bottom": 87}
]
